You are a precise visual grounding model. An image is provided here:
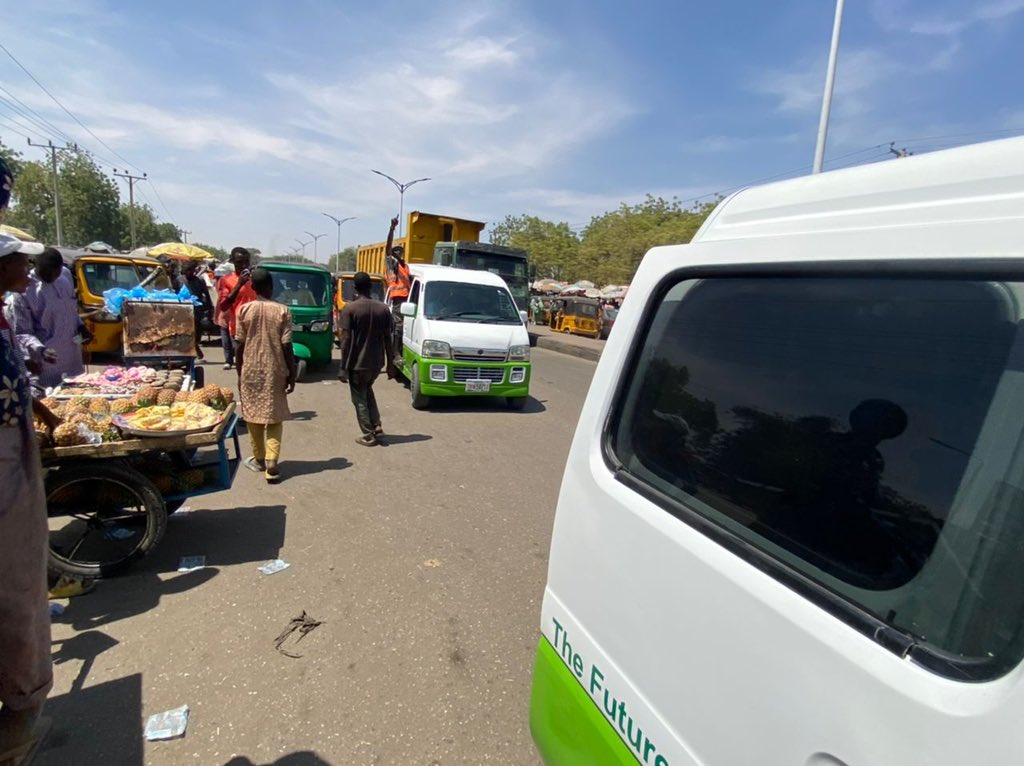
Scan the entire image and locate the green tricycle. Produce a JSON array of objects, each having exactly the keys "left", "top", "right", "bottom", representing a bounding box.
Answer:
[{"left": 261, "top": 261, "right": 334, "bottom": 380}]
